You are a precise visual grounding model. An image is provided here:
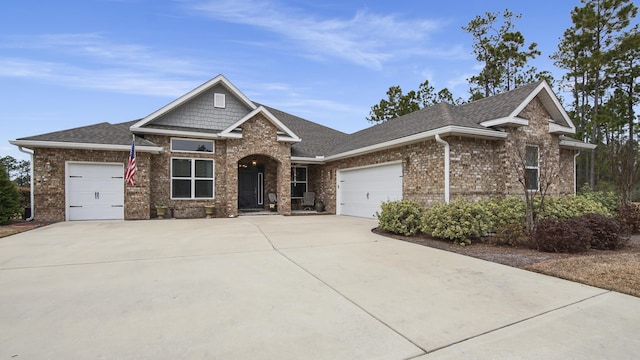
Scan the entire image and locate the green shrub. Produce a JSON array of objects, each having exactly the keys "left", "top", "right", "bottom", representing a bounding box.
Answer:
[
  {"left": 578, "top": 213, "right": 628, "bottom": 250},
  {"left": 539, "top": 195, "right": 611, "bottom": 219},
  {"left": 0, "top": 163, "right": 21, "bottom": 225},
  {"left": 533, "top": 217, "right": 592, "bottom": 253},
  {"left": 579, "top": 185, "right": 619, "bottom": 214},
  {"left": 421, "top": 199, "right": 493, "bottom": 245},
  {"left": 483, "top": 197, "right": 526, "bottom": 232},
  {"left": 376, "top": 200, "right": 424, "bottom": 236}
]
